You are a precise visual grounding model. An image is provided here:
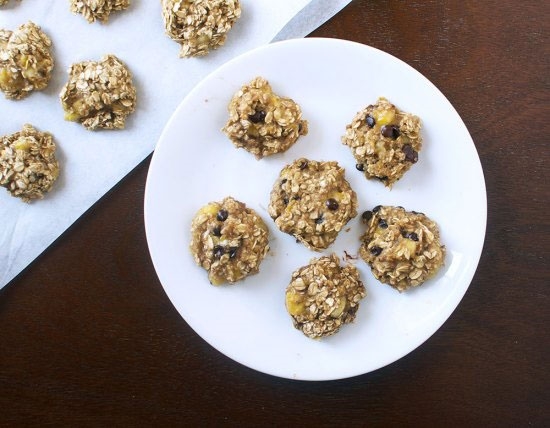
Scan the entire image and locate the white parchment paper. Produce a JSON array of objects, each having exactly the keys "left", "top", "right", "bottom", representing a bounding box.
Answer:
[{"left": 0, "top": 0, "right": 352, "bottom": 288}]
